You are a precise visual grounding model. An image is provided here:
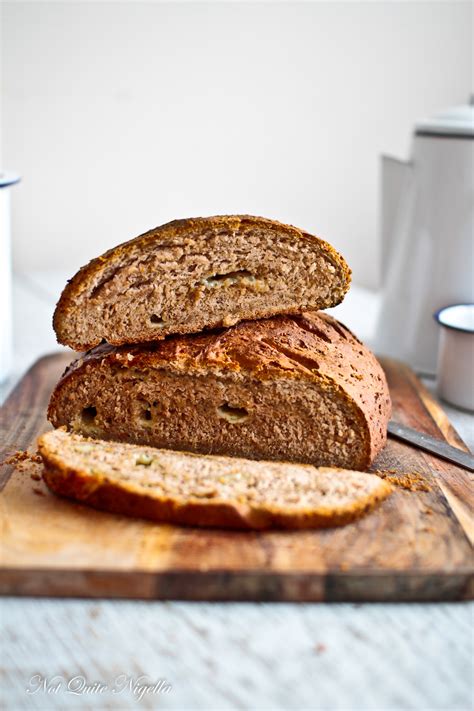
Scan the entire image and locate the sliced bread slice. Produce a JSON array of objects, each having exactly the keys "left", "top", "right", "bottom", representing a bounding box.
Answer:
[
  {"left": 53, "top": 215, "right": 351, "bottom": 350},
  {"left": 38, "top": 430, "right": 392, "bottom": 530}
]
